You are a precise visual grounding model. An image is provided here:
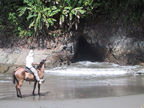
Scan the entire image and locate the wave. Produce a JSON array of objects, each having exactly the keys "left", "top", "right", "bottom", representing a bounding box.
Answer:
[
  {"left": 45, "top": 61, "right": 142, "bottom": 77},
  {"left": 0, "top": 80, "right": 11, "bottom": 83}
]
